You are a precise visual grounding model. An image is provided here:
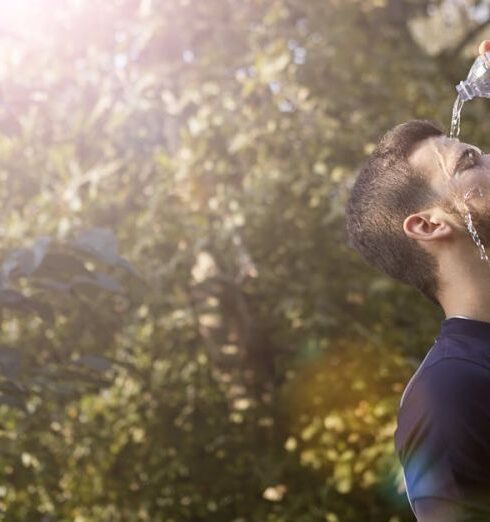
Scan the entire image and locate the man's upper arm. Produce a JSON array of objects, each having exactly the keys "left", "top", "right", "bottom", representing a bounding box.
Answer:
[{"left": 414, "top": 497, "right": 463, "bottom": 522}]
